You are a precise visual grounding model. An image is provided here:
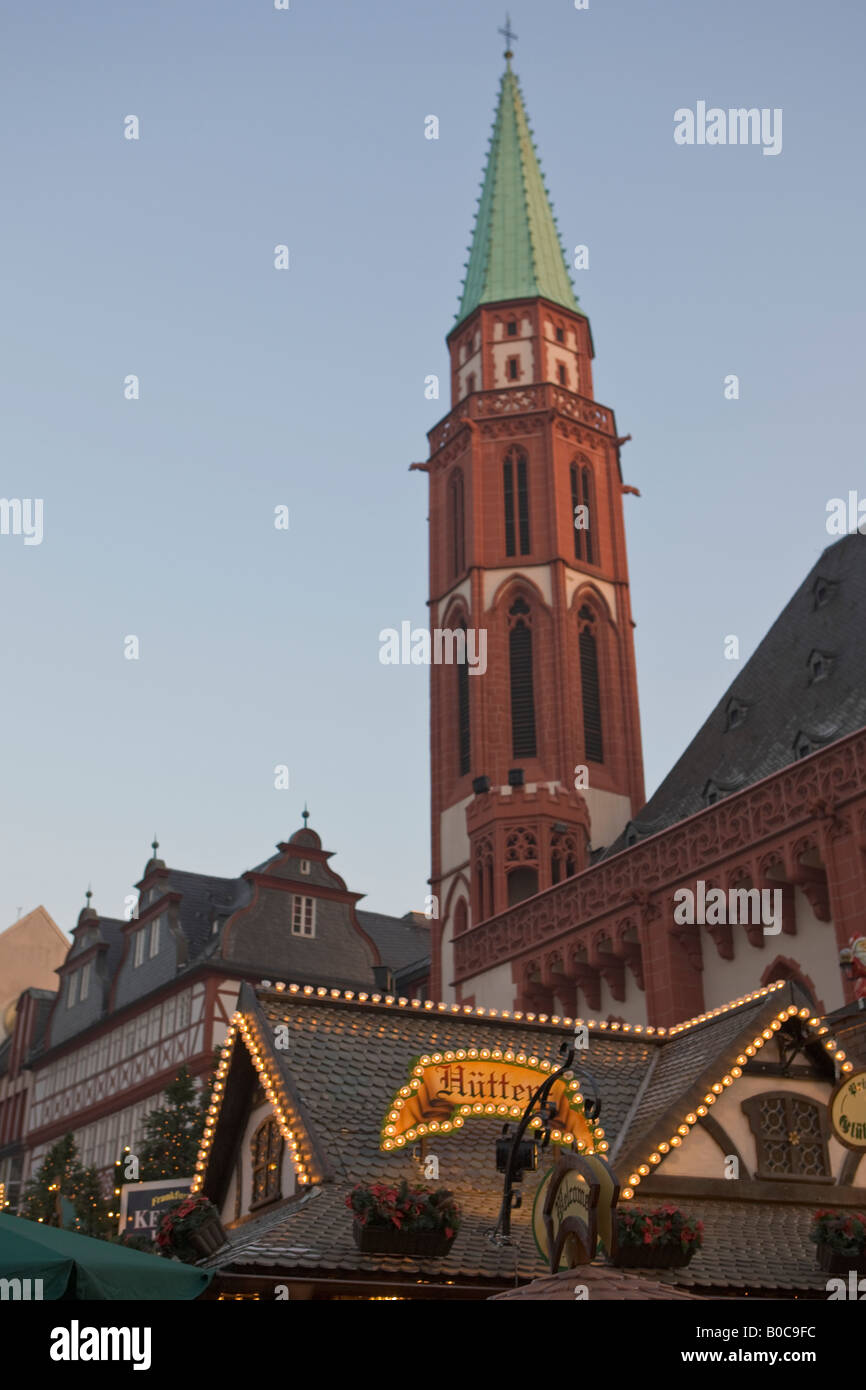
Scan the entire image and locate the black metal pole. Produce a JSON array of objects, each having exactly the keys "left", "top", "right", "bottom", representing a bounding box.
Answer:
[{"left": 494, "top": 1042, "right": 576, "bottom": 1242}]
